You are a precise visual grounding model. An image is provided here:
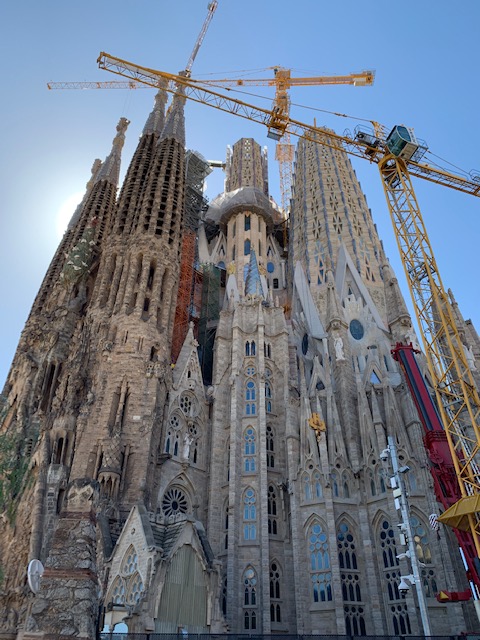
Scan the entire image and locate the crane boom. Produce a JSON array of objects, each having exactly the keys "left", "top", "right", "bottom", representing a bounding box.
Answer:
[
  {"left": 185, "top": 1, "right": 218, "bottom": 75},
  {"left": 48, "top": 69, "right": 374, "bottom": 91},
  {"left": 97, "top": 52, "right": 480, "bottom": 197}
]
